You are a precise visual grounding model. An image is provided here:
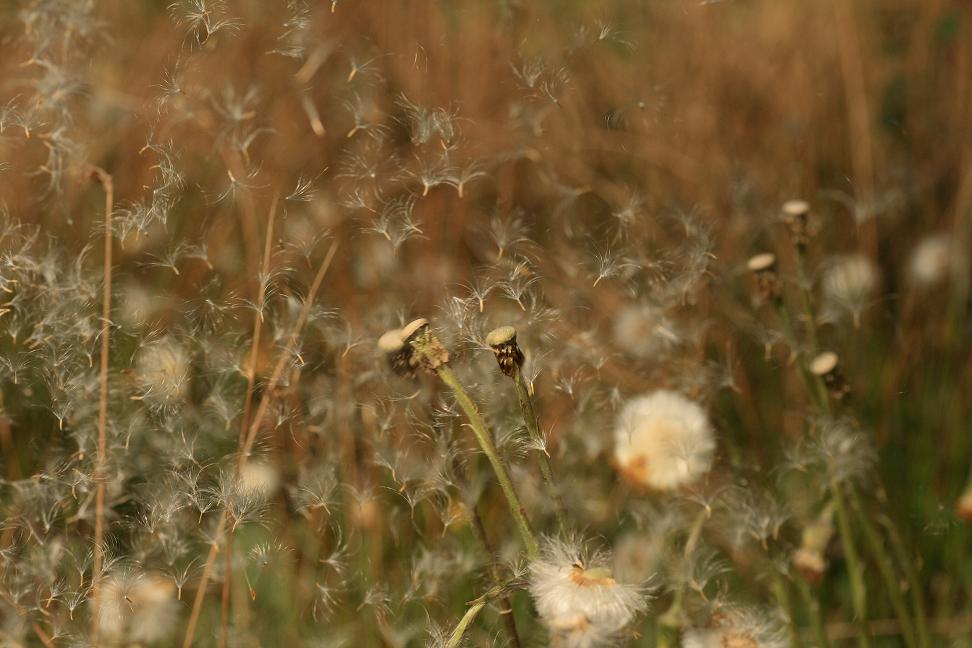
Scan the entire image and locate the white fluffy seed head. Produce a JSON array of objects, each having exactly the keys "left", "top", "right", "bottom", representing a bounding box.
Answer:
[
  {"left": 529, "top": 538, "right": 649, "bottom": 647},
  {"left": 239, "top": 460, "right": 280, "bottom": 500},
  {"left": 821, "top": 254, "right": 879, "bottom": 324},
  {"left": 681, "top": 607, "right": 787, "bottom": 648},
  {"left": 612, "top": 304, "right": 680, "bottom": 359},
  {"left": 134, "top": 337, "right": 190, "bottom": 405},
  {"left": 96, "top": 570, "right": 178, "bottom": 643},
  {"left": 907, "top": 233, "right": 951, "bottom": 287},
  {"left": 613, "top": 390, "right": 715, "bottom": 491}
]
